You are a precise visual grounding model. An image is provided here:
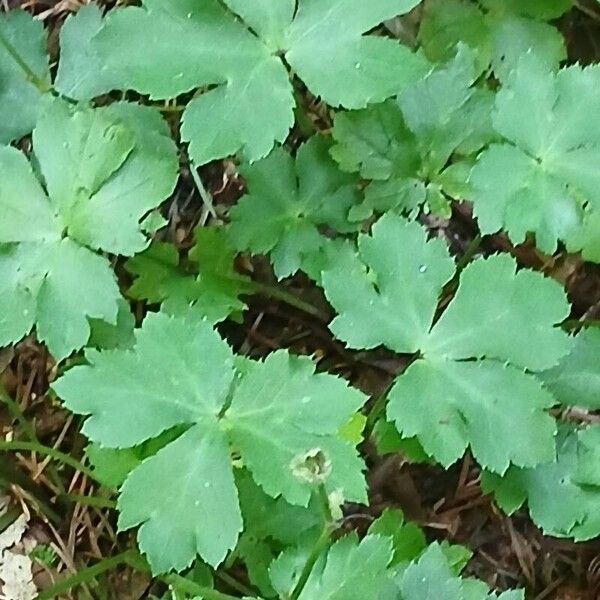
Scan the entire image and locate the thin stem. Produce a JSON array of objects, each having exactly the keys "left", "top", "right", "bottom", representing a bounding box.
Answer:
[
  {"left": 0, "top": 439, "right": 96, "bottom": 482},
  {"left": 0, "top": 29, "right": 51, "bottom": 93},
  {"left": 573, "top": 0, "right": 600, "bottom": 23},
  {"left": 61, "top": 493, "right": 116, "bottom": 509},
  {"left": 190, "top": 160, "right": 218, "bottom": 219},
  {"left": 248, "top": 280, "right": 329, "bottom": 322},
  {"left": 0, "top": 386, "right": 36, "bottom": 440},
  {"left": 288, "top": 484, "right": 335, "bottom": 600},
  {"left": 215, "top": 570, "right": 256, "bottom": 597},
  {"left": 455, "top": 234, "right": 482, "bottom": 273},
  {"left": 35, "top": 550, "right": 137, "bottom": 599},
  {"left": 164, "top": 574, "right": 241, "bottom": 600},
  {"left": 288, "top": 526, "right": 332, "bottom": 600},
  {"left": 0, "top": 386, "right": 67, "bottom": 495}
]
